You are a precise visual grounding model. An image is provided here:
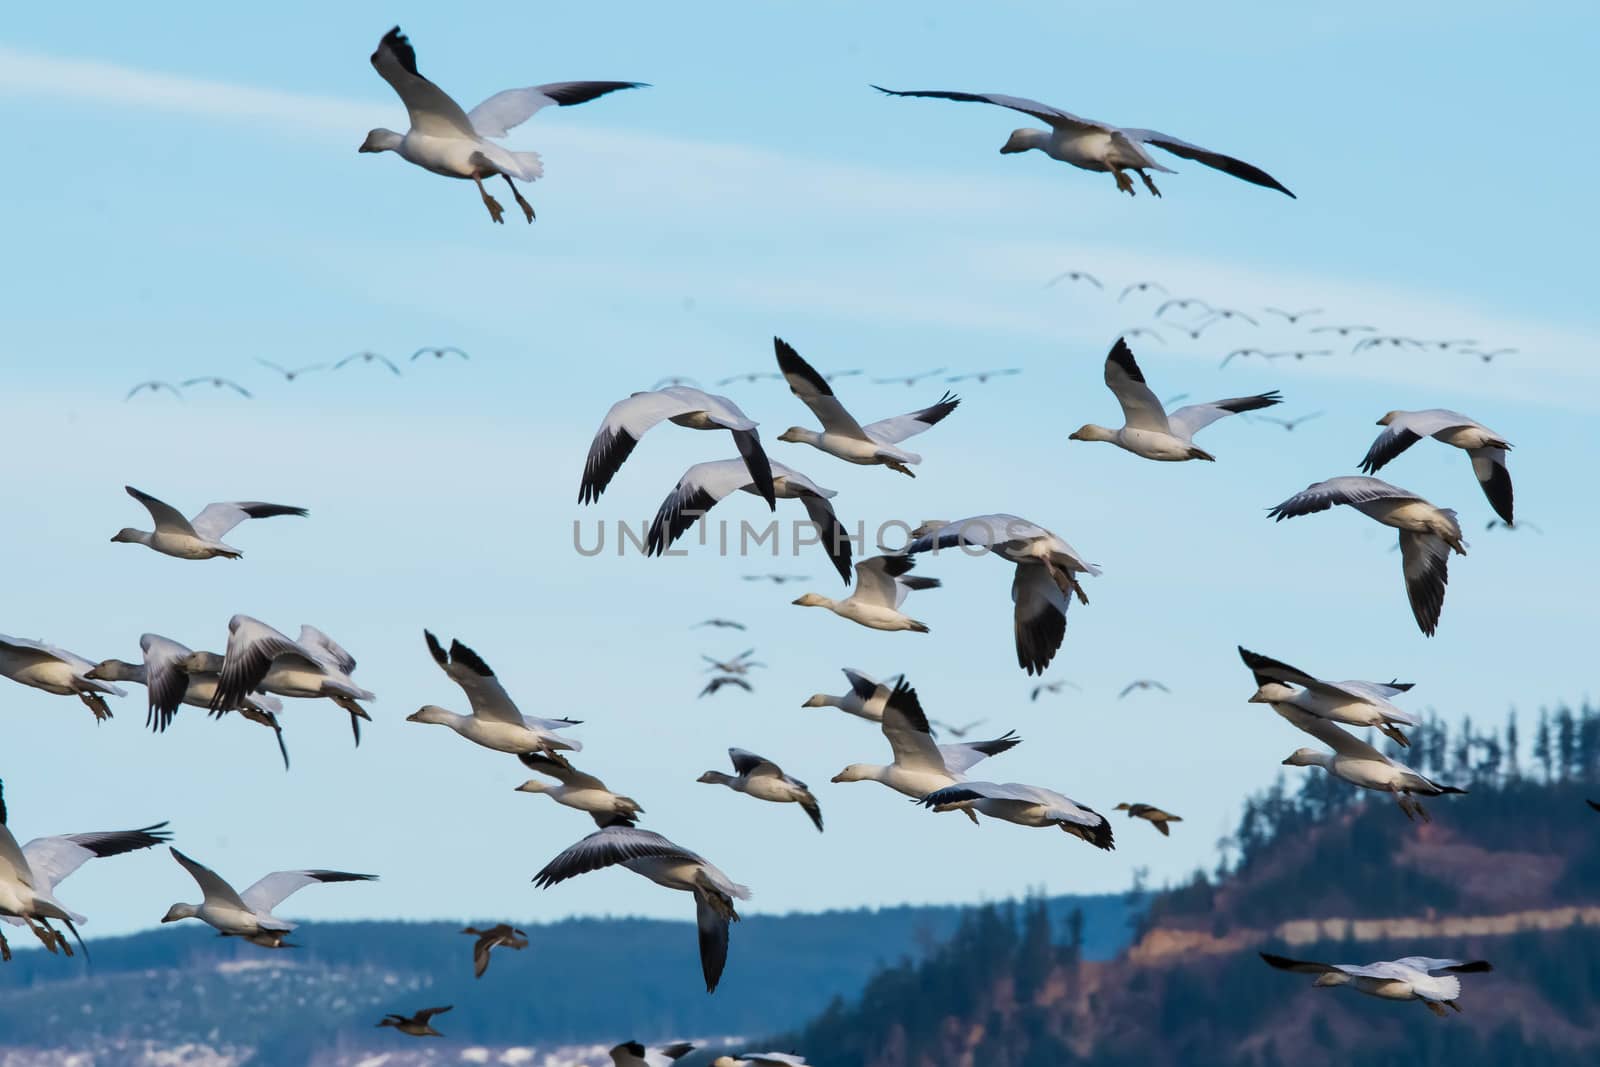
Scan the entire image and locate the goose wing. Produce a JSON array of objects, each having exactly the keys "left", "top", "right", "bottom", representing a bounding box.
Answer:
[
  {"left": 1267, "top": 476, "right": 1421, "bottom": 520},
  {"left": 170, "top": 848, "right": 249, "bottom": 910},
  {"left": 425, "top": 631, "right": 522, "bottom": 725},
  {"left": 468, "top": 81, "right": 646, "bottom": 137},
  {"left": 1121, "top": 129, "right": 1295, "bottom": 197},
  {"left": 861, "top": 393, "right": 961, "bottom": 444},
  {"left": 369, "top": 27, "right": 477, "bottom": 138},
  {"left": 533, "top": 826, "right": 700, "bottom": 888},
  {"left": 124, "top": 487, "right": 196, "bottom": 535},
  {"left": 773, "top": 338, "right": 868, "bottom": 437},
  {"left": 22, "top": 824, "right": 171, "bottom": 895},
  {"left": 1167, "top": 392, "right": 1283, "bottom": 440},
  {"left": 870, "top": 87, "right": 1111, "bottom": 134},
  {"left": 240, "top": 869, "right": 377, "bottom": 914},
  {"left": 190, "top": 501, "right": 308, "bottom": 541},
  {"left": 647, "top": 460, "right": 760, "bottom": 555},
  {"left": 1102, "top": 339, "right": 1170, "bottom": 432}
]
